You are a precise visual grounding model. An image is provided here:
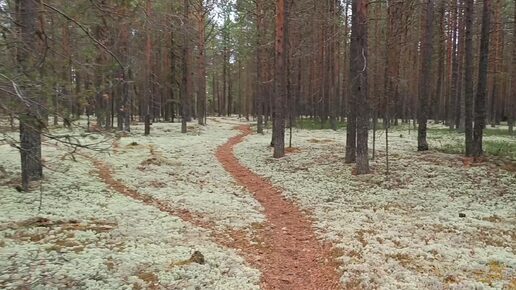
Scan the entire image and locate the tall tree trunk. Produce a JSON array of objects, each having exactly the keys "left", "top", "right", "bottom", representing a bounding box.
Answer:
[
  {"left": 384, "top": 0, "right": 402, "bottom": 171},
  {"left": 434, "top": 0, "right": 445, "bottom": 121},
  {"left": 472, "top": 0, "right": 491, "bottom": 157},
  {"left": 273, "top": 0, "right": 286, "bottom": 158},
  {"left": 457, "top": 2, "right": 466, "bottom": 131},
  {"left": 353, "top": 0, "right": 369, "bottom": 174},
  {"left": 464, "top": 0, "right": 474, "bottom": 155},
  {"left": 144, "top": 0, "right": 152, "bottom": 135},
  {"left": 170, "top": 28, "right": 177, "bottom": 123},
  {"left": 197, "top": 3, "right": 207, "bottom": 126},
  {"left": 329, "top": 0, "right": 338, "bottom": 131},
  {"left": 489, "top": 3, "right": 502, "bottom": 127},
  {"left": 119, "top": 17, "right": 130, "bottom": 132},
  {"left": 255, "top": 0, "right": 264, "bottom": 134},
  {"left": 345, "top": 0, "right": 357, "bottom": 164},
  {"left": 417, "top": 0, "right": 434, "bottom": 151},
  {"left": 448, "top": 0, "right": 459, "bottom": 129},
  {"left": 509, "top": 2, "right": 516, "bottom": 134},
  {"left": 181, "top": 0, "right": 192, "bottom": 133},
  {"left": 18, "top": 0, "right": 43, "bottom": 191}
]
